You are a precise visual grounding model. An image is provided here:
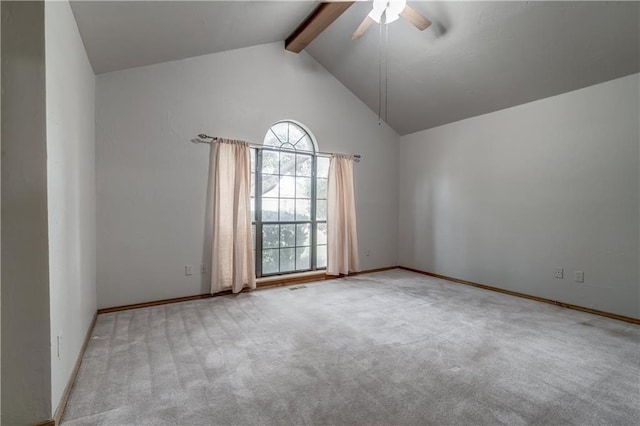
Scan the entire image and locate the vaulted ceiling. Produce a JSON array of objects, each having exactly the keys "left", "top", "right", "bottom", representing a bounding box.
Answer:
[
  {"left": 71, "top": 1, "right": 640, "bottom": 135},
  {"left": 70, "top": 1, "right": 318, "bottom": 73}
]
